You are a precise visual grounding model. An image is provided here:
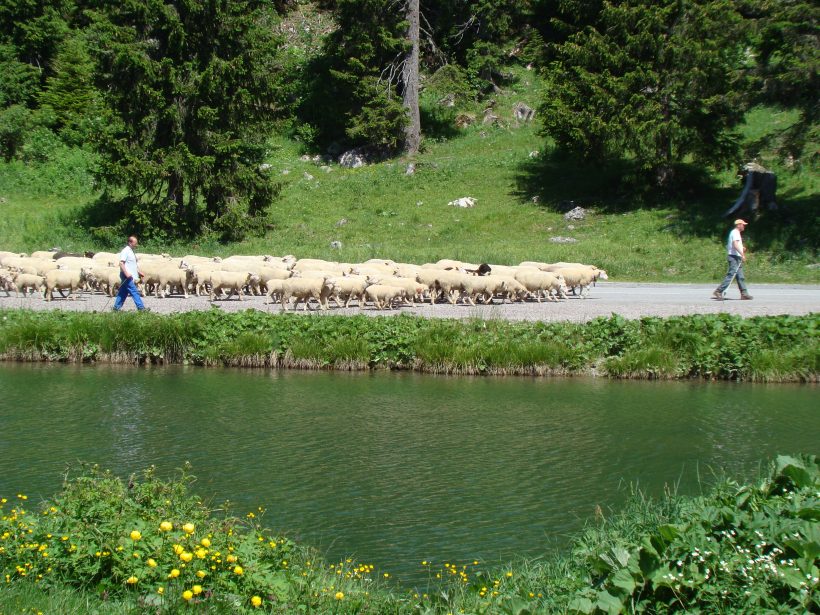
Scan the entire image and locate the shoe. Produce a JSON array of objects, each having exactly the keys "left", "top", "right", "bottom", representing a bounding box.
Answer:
[
  {"left": 138, "top": 307, "right": 152, "bottom": 312},
  {"left": 740, "top": 294, "right": 753, "bottom": 300},
  {"left": 712, "top": 289, "right": 724, "bottom": 300}
]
